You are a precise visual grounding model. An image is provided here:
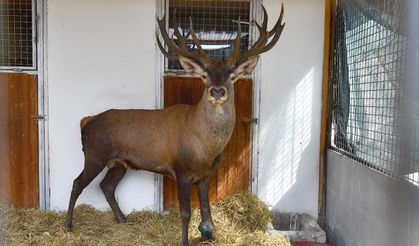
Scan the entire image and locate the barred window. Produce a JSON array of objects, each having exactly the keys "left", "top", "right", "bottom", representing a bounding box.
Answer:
[
  {"left": 0, "top": 0, "right": 35, "bottom": 69},
  {"left": 330, "top": 0, "right": 419, "bottom": 186},
  {"left": 166, "top": 0, "right": 250, "bottom": 71}
]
